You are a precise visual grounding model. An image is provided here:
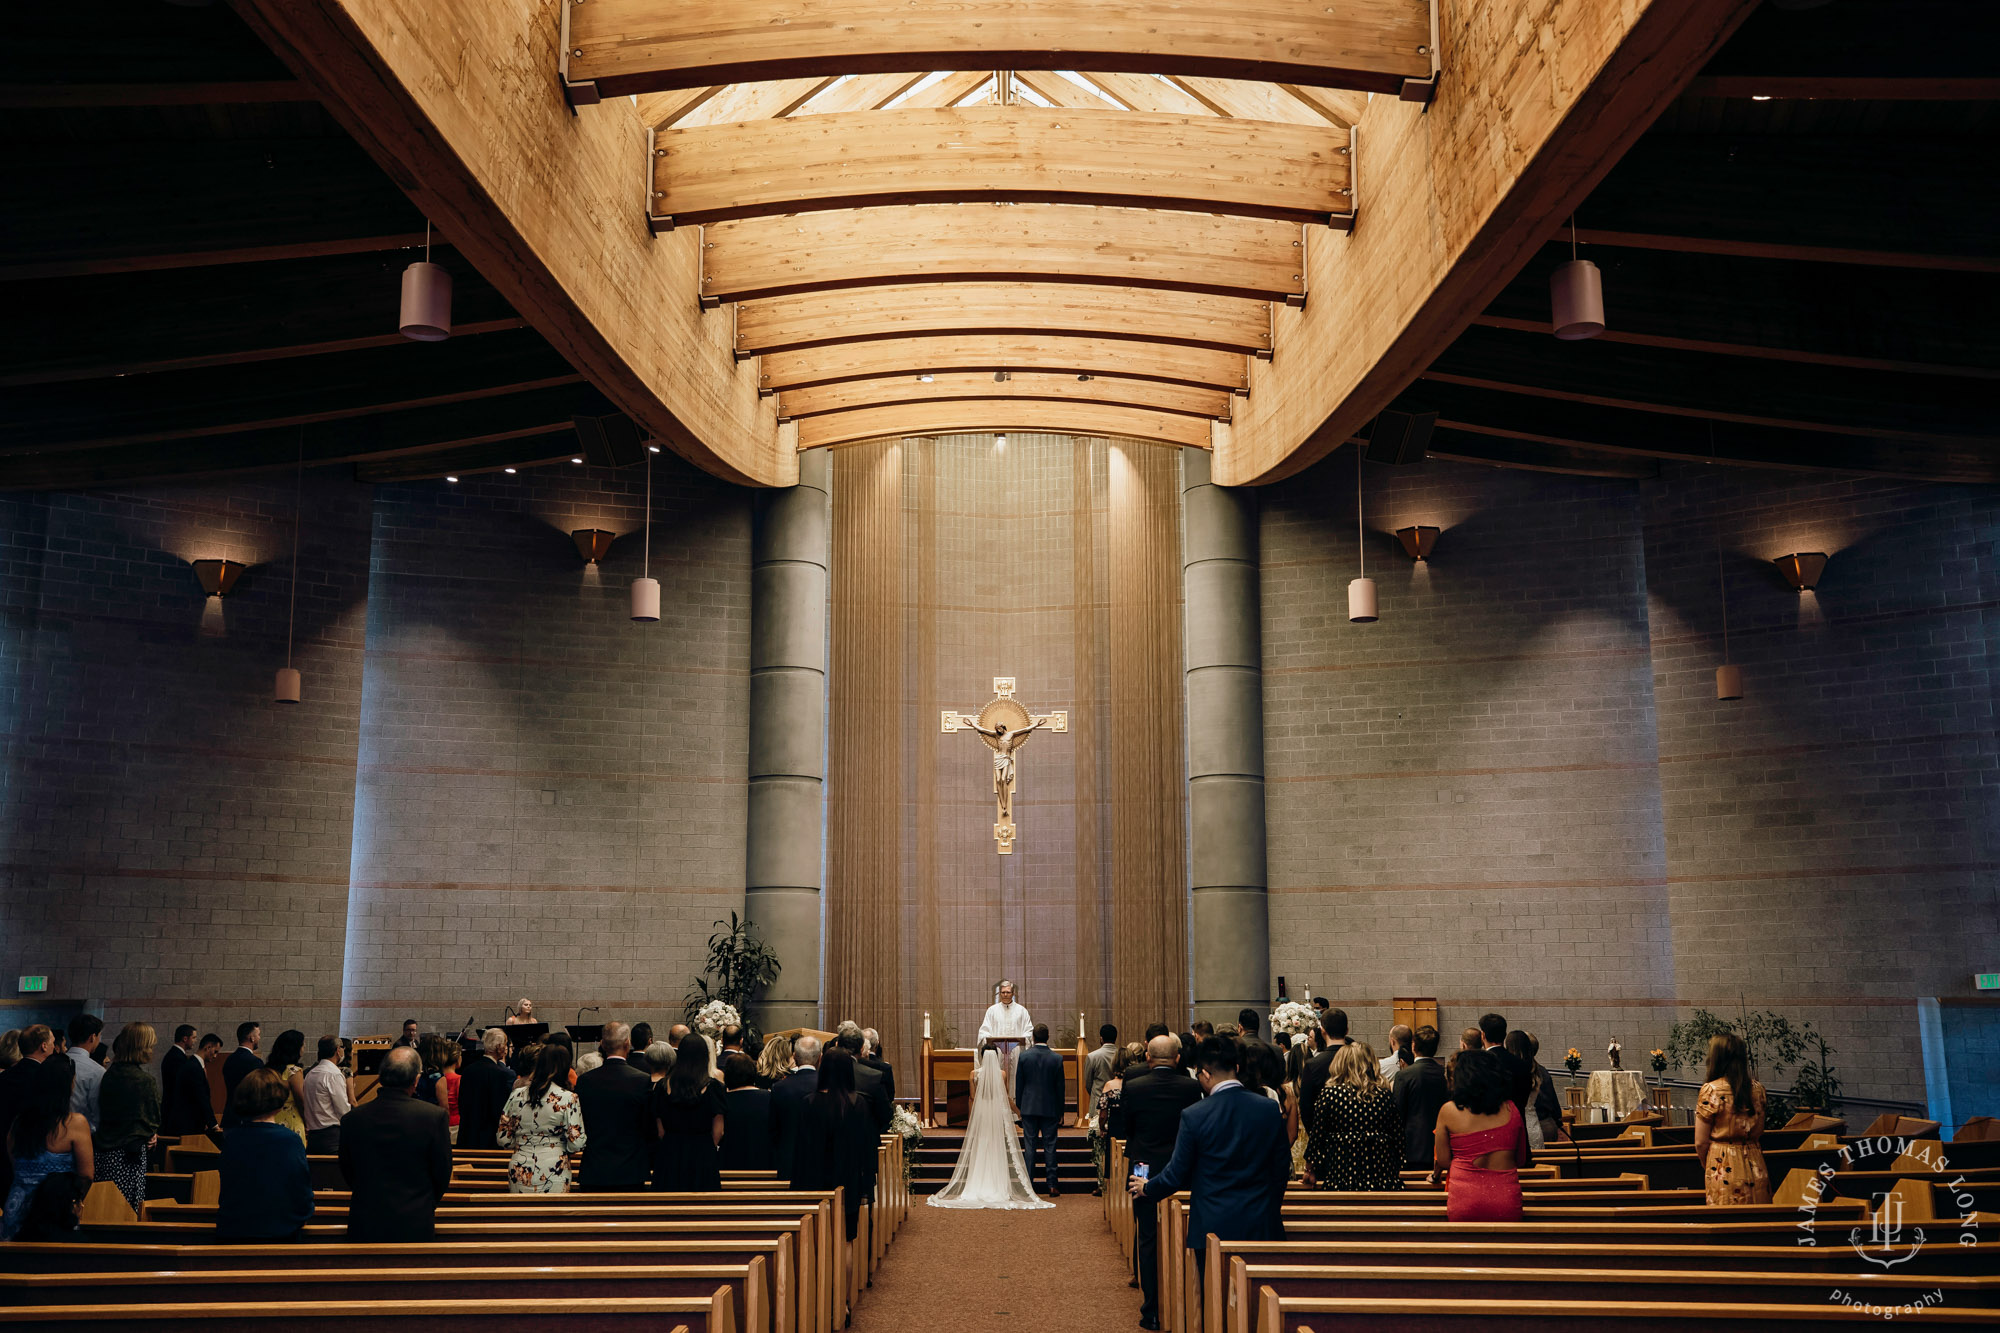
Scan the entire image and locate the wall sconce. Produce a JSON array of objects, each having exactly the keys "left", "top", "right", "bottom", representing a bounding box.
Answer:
[
  {"left": 572, "top": 529, "right": 615, "bottom": 564},
  {"left": 191, "top": 559, "right": 245, "bottom": 597},
  {"left": 1773, "top": 552, "right": 1828, "bottom": 592},
  {"left": 1395, "top": 526, "right": 1440, "bottom": 560}
]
